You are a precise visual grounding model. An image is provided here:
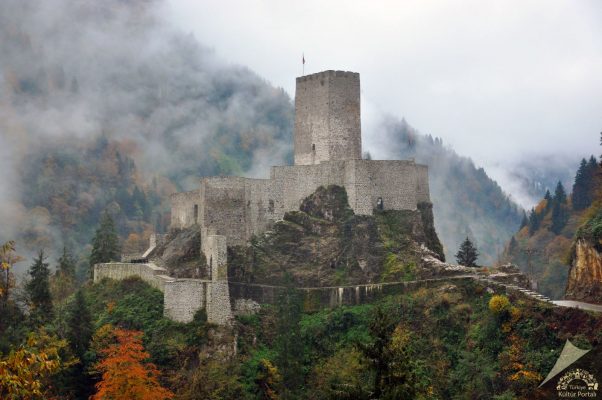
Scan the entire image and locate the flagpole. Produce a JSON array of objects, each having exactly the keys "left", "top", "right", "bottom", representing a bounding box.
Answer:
[{"left": 302, "top": 52, "right": 305, "bottom": 76}]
